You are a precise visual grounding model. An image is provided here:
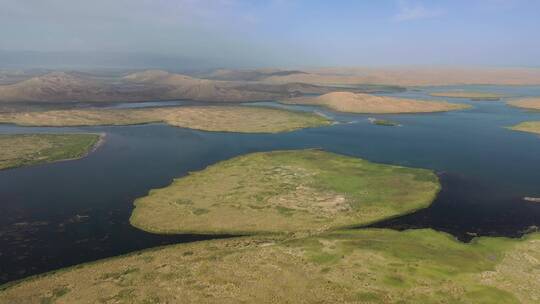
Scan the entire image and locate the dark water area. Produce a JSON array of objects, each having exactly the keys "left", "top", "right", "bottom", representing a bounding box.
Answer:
[
  {"left": 1, "top": 85, "right": 540, "bottom": 284},
  {"left": 368, "top": 172, "right": 540, "bottom": 242}
]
